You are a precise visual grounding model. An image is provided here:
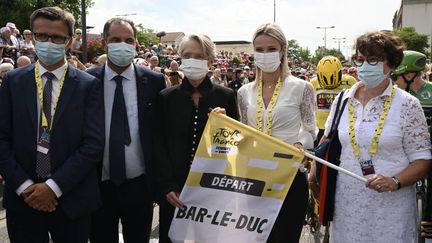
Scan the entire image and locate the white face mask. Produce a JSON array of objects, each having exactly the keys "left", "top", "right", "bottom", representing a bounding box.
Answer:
[
  {"left": 107, "top": 42, "right": 136, "bottom": 67},
  {"left": 254, "top": 51, "right": 281, "bottom": 72},
  {"left": 358, "top": 61, "right": 388, "bottom": 88},
  {"left": 180, "top": 58, "right": 208, "bottom": 81}
]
